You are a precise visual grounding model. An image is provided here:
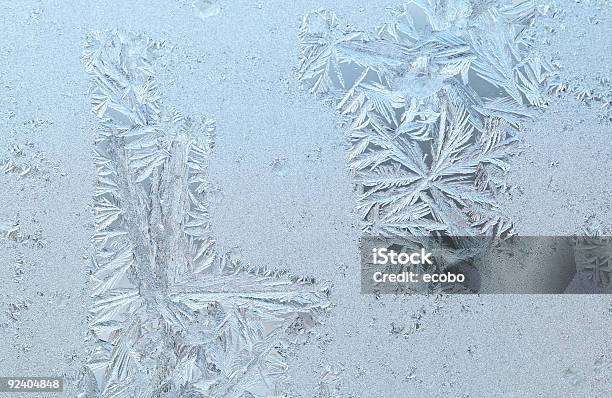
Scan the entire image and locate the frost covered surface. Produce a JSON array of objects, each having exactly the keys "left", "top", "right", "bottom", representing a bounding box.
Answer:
[
  {"left": 80, "top": 31, "right": 329, "bottom": 397},
  {"left": 1, "top": 1, "right": 611, "bottom": 397},
  {"left": 298, "top": 0, "right": 558, "bottom": 238}
]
